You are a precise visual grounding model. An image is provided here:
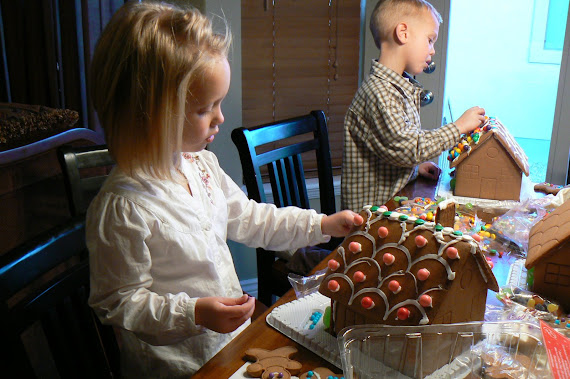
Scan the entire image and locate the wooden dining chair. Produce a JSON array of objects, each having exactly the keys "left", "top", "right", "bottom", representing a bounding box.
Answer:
[
  {"left": 231, "top": 110, "right": 337, "bottom": 306},
  {"left": 58, "top": 144, "right": 115, "bottom": 217},
  {"left": 0, "top": 219, "right": 121, "bottom": 378}
]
